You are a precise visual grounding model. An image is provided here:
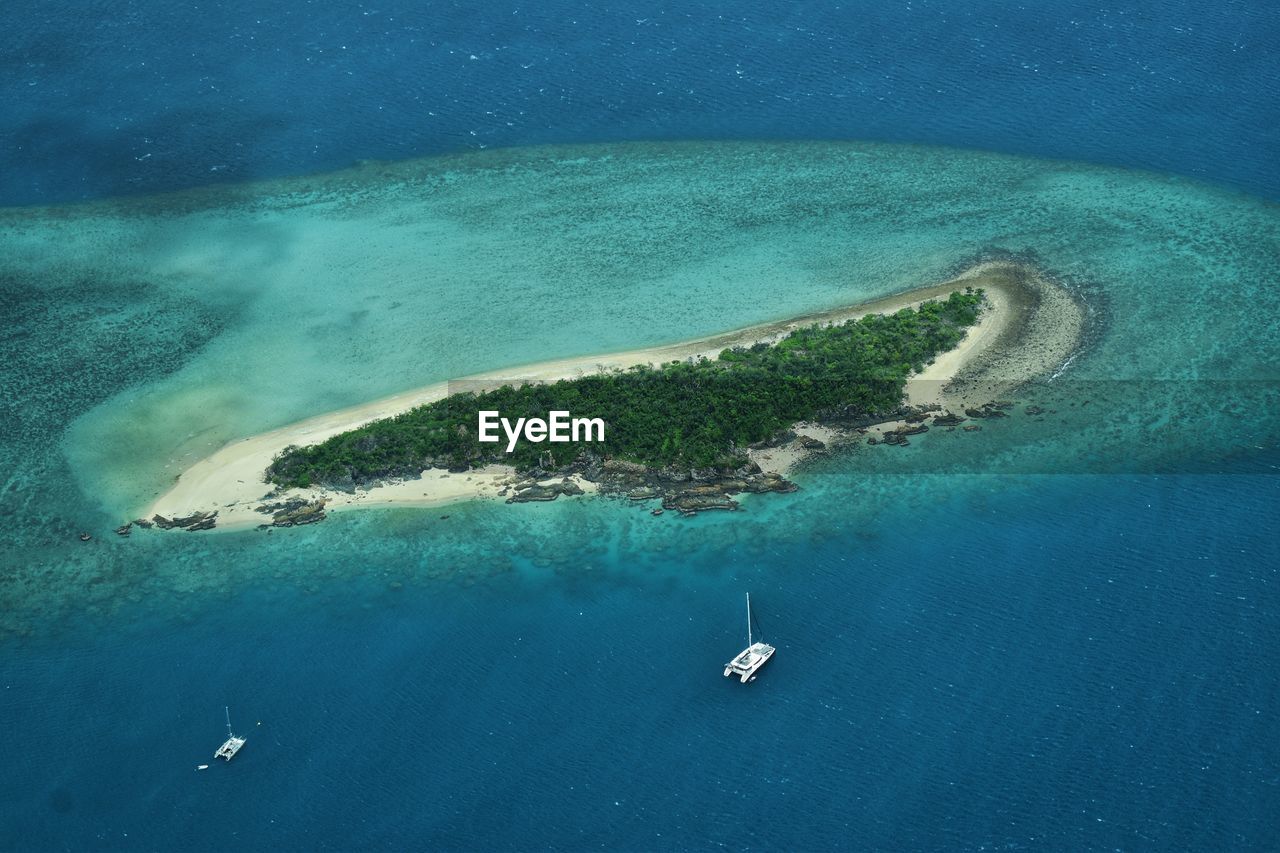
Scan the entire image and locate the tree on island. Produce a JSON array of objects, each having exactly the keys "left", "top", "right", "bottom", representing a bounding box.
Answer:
[{"left": 267, "top": 289, "right": 984, "bottom": 488}]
